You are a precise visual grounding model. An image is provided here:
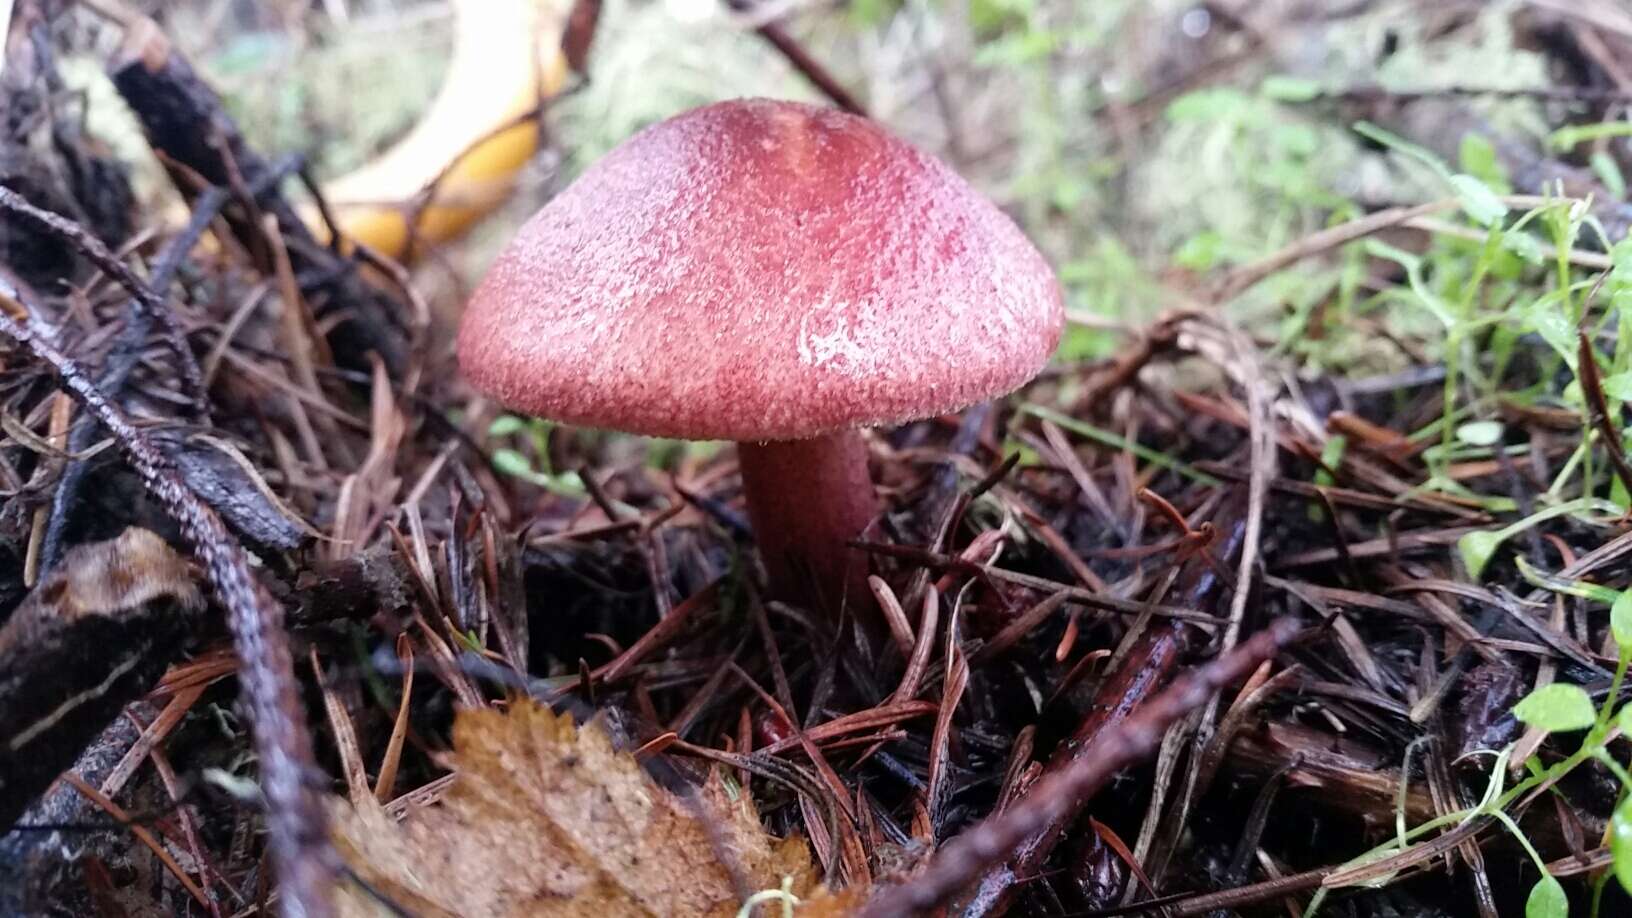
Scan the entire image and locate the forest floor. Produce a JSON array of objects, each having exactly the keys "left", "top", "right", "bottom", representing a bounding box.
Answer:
[{"left": 5, "top": 1, "right": 1632, "bottom": 916}]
